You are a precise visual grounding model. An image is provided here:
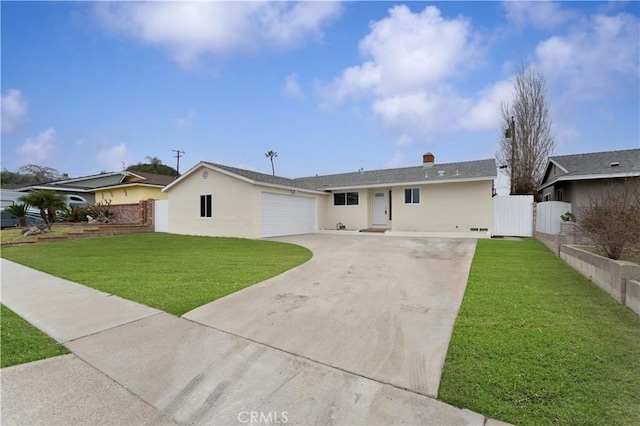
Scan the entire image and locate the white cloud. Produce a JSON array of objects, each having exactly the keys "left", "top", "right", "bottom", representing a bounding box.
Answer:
[
  {"left": 323, "top": 5, "right": 480, "bottom": 101},
  {"left": 320, "top": 5, "right": 501, "bottom": 145},
  {"left": 282, "top": 73, "right": 305, "bottom": 99},
  {"left": 173, "top": 110, "right": 195, "bottom": 129},
  {"left": 19, "top": 128, "right": 55, "bottom": 163},
  {"left": 1, "top": 89, "right": 28, "bottom": 134},
  {"left": 535, "top": 12, "right": 639, "bottom": 101},
  {"left": 459, "top": 79, "right": 513, "bottom": 132},
  {"left": 96, "top": 143, "right": 134, "bottom": 172},
  {"left": 503, "top": 1, "right": 575, "bottom": 30},
  {"left": 95, "top": 2, "right": 342, "bottom": 69}
]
